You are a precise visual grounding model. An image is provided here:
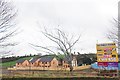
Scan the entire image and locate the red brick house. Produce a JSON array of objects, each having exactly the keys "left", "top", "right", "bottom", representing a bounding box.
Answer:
[
  {"left": 16, "top": 59, "right": 30, "bottom": 67},
  {"left": 29, "top": 58, "right": 40, "bottom": 67},
  {"left": 16, "top": 57, "right": 59, "bottom": 69},
  {"left": 38, "top": 57, "right": 58, "bottom": 68},
  {"left": 15, "top": 55, "right": 78, "bottom": 69}
]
